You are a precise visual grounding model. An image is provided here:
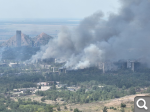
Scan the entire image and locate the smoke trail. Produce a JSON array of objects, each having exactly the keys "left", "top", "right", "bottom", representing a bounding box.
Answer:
[{"left": 29, "top": 0, "right": 150, "bottom": 68}]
